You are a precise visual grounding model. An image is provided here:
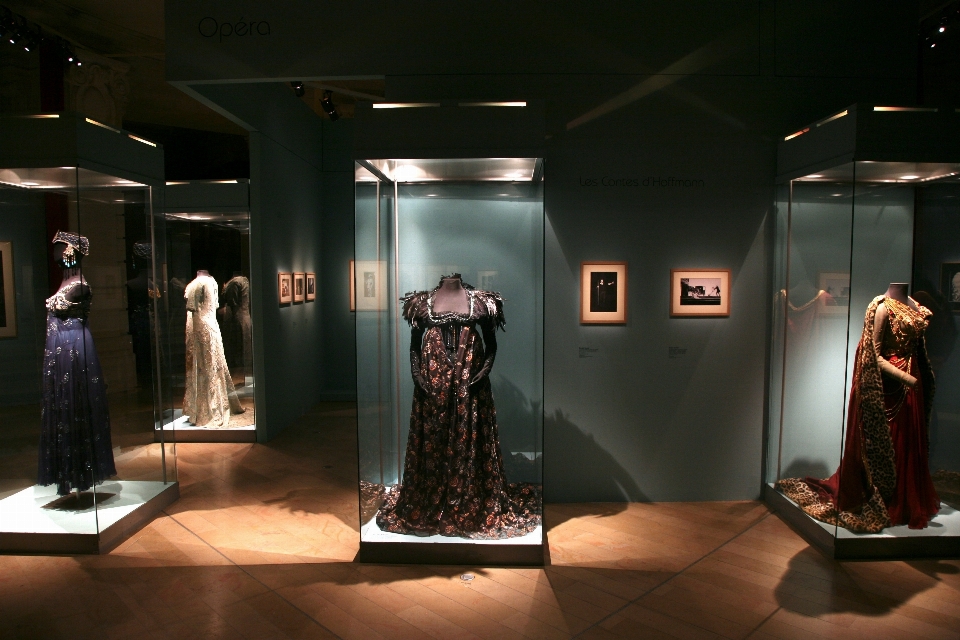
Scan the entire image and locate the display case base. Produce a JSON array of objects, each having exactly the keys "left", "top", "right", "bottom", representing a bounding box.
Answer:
[
  {"left": 764, "top": 483, "right": 960, "bottom": 559},
  {"left": 358, "top": 520, "right": 544, "bottom": 565},
  {"left": 155, "top": 414, "right": 257, "bottom": 443},
  {"left": 0, "top": 480, "right": 179, "bottom": 555}
]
